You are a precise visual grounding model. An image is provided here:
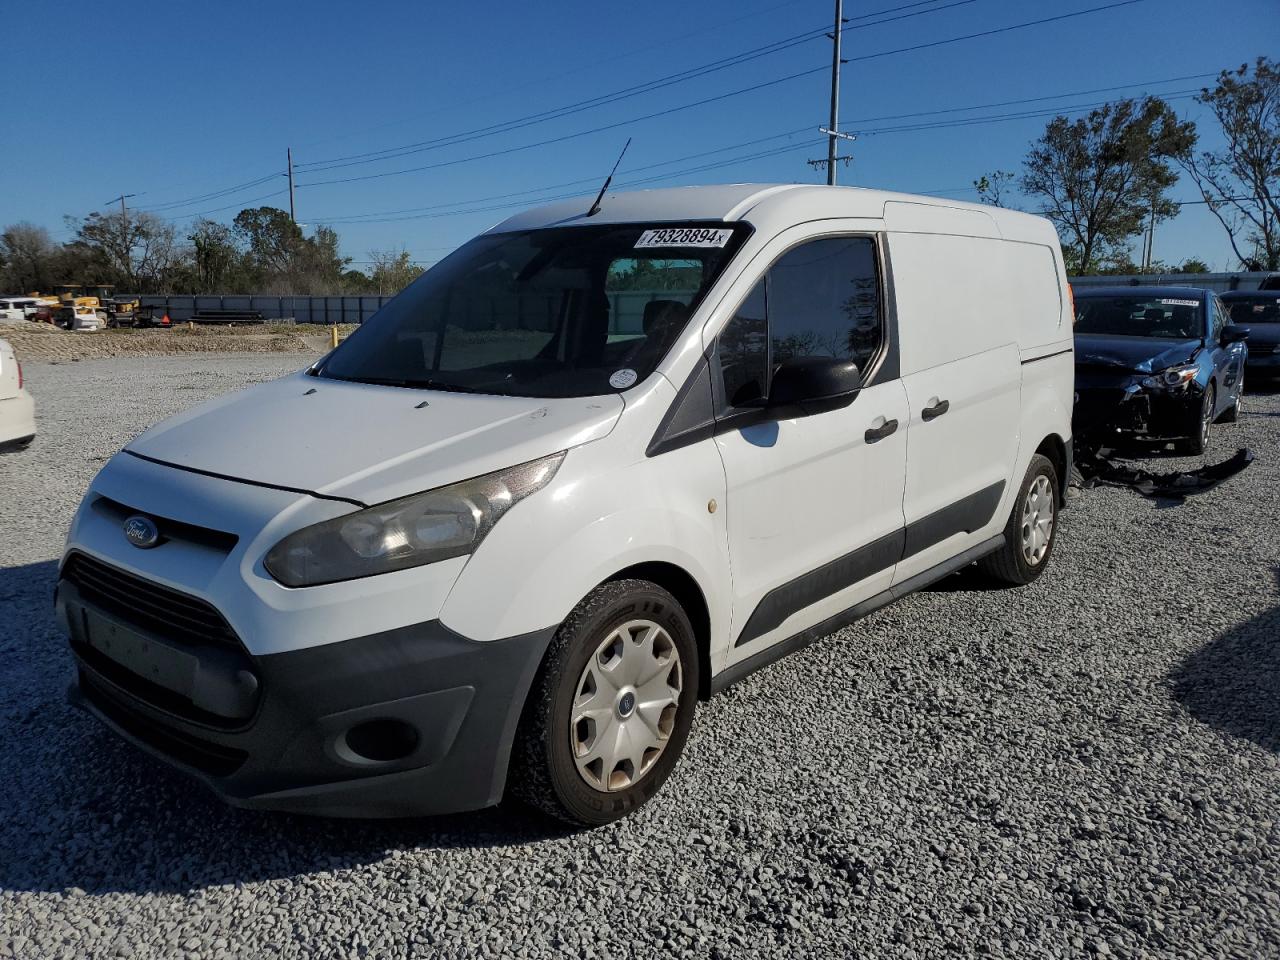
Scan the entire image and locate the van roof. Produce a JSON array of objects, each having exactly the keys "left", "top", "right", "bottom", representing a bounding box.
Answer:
[{"left": 487, "top": 183, "right": 1058, "bottom": 246}]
